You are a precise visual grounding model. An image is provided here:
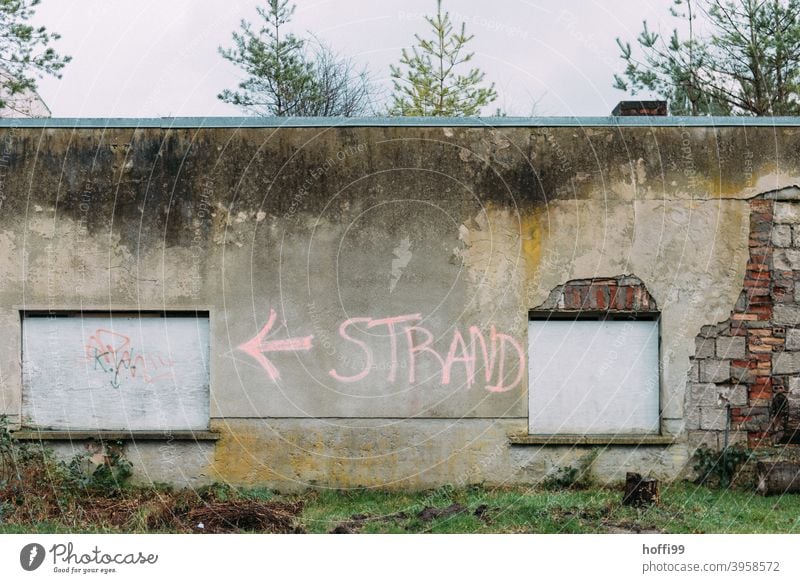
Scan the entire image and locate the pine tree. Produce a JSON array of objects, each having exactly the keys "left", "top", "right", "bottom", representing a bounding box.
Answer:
[
  {"left": 219, "top": 0, "right": 373, "bottom": 117},
  {"left": 0, "top": 0, "right": 70, "bottom": 115},
  {"left": 389, "top": 0, "right": 497, "bottom": 116},
  {"left": 614, "top": 0, "right": 800, "bottom": 116}
]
